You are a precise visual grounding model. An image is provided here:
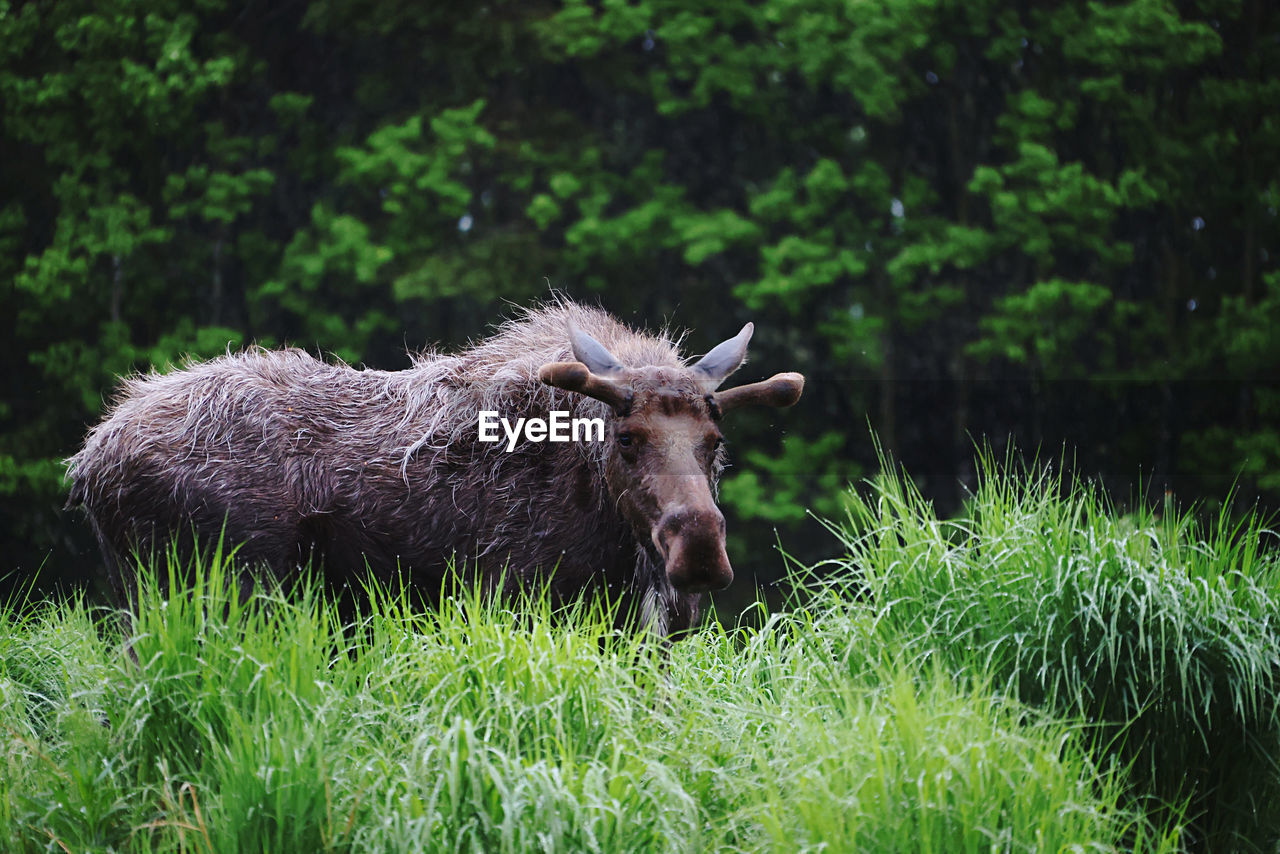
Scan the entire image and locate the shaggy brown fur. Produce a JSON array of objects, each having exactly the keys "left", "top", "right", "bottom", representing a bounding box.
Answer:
[{"left": 67, "top": 301, "right": 801, "bottom": 634}]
